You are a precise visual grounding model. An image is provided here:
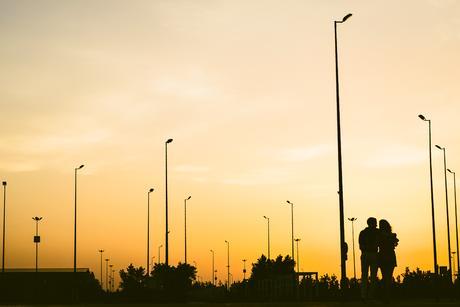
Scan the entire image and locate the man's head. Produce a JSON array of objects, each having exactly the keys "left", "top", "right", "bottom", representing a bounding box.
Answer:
[{"left": 367, "top": 217, "right": 377, "bottom": 229}]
